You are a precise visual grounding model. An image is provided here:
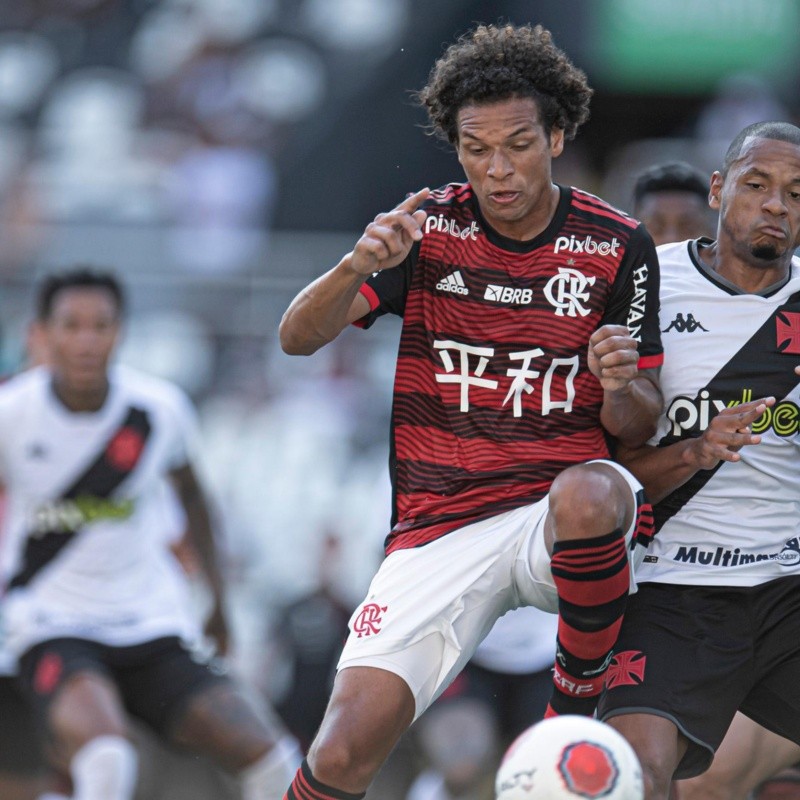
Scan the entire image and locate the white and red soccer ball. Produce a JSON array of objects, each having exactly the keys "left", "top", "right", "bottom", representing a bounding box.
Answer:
[{"left": 495, "top": 716, "right": 644, "bottom": 800}]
